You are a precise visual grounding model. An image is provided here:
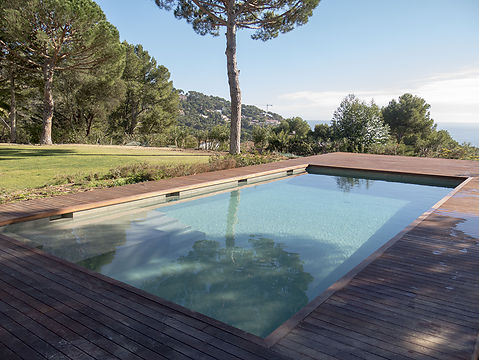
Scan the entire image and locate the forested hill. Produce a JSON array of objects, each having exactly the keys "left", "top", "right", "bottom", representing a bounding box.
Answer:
[{"left": 178, "top": 91, "right": 283, "bottom": 131}]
